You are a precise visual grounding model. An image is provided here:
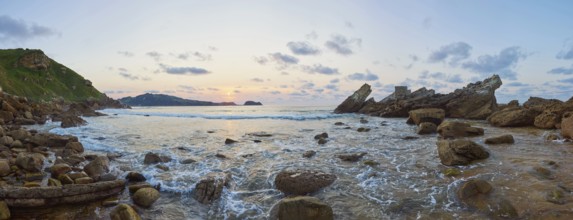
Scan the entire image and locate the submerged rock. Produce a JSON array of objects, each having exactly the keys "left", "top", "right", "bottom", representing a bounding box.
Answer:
[
  {"left": 437, "top": 139, "right": 489, "bottom": 166},
  {"left": 337, "top": 152, "right": 367, "bottom": 162},
  {"left": 194, "top": 172, "right": 232, "bottom": 204},
  {"left": 270, "top": 196, "right": 333, "bottom": 220},
  {"left": 334, "top": 83, "right": 372, "bottom": 114},
  {"left": 484, "top": 134, "right": 514, "bottom": 144},
  {"left": 274, "top": 170, "right": 336, "bottom": 195},
  {"left": 437, "top": 121, "right": 484, "bottom": 138}
]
